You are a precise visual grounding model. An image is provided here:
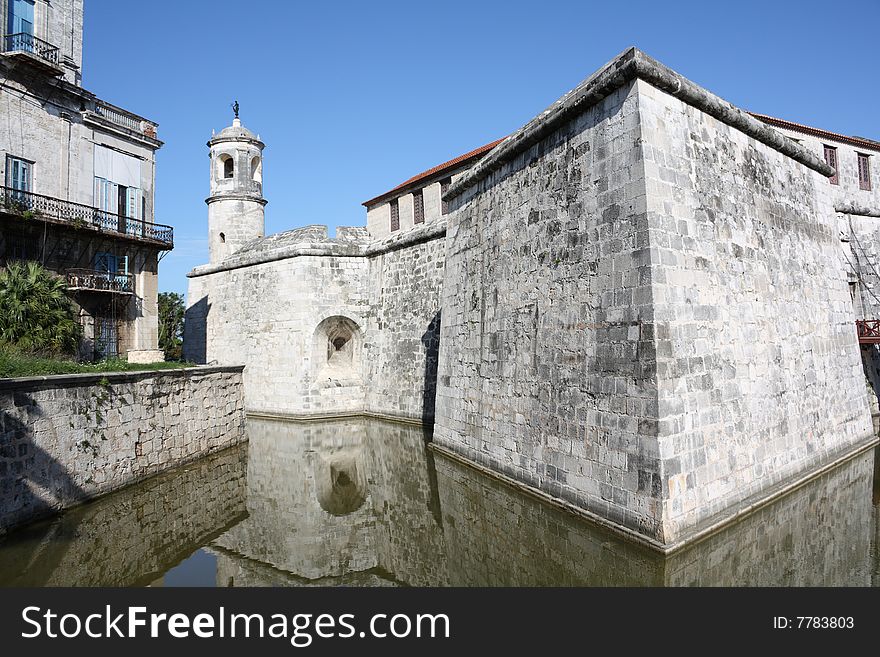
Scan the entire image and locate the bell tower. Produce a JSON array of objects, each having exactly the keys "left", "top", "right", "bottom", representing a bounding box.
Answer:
[{"left": 206, "top": 103, "right": 266, "bottom": 264}]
